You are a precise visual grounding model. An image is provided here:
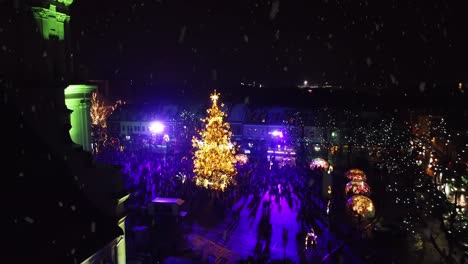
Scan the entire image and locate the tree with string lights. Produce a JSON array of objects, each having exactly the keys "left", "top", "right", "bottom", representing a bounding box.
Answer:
[
  {"left": 192, "top": 91, "right": 237, "bottom": 191},
  {"left": 90, "top": 91, "right": 124, "bottom": 128},
  {"left": 374, "top": 117, "right": 449, "bottom": 233},
  {"left": 315, "top": 107, "right": 338, "bottom": 154},
  {"left": 175, "top": 109, "right": 202, "bottom": 155},
  {"left": 90, "top": 91, "right": 124, "bottom": 153},
  {"left": 283, "top": 111, "right": 307, "bottom": 163}
]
